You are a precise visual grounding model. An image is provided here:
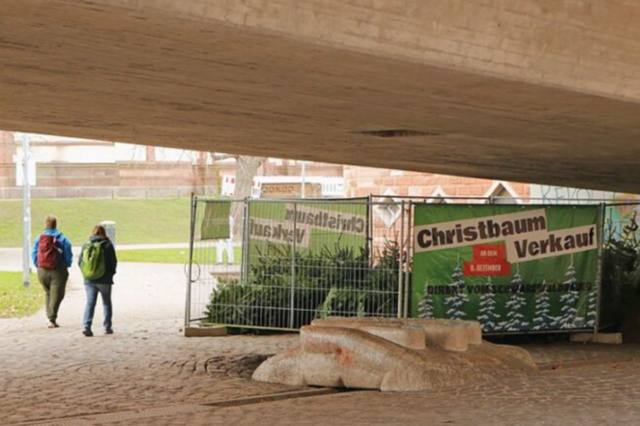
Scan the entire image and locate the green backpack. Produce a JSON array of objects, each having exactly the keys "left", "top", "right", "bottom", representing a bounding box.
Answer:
[{"left": 80, "top": 240, "right": 106, "bottom": 280}]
